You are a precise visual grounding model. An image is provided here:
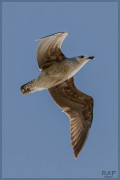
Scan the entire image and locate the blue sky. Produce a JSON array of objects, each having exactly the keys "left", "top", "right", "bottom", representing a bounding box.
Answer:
[{"left": 2, "top": 2, "right": 118, "bottom": 178}]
